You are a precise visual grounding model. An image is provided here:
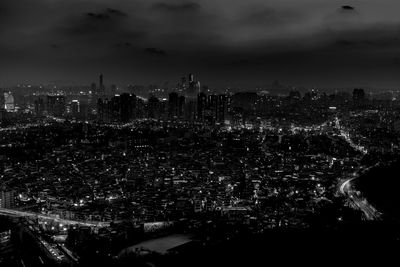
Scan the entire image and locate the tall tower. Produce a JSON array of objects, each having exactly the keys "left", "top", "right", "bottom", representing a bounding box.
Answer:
[
  {"left": 196, "top": 81, "right": 201, "bottom": 94},
  {"left": 179, "top": 76, "right": 187, "bottom": 94},
  {"left": 186, "top": 73, "right": 197, "bottom": 100},
  {"left": 90, "top": 83, "right": 96, "bottom": 93},
  {"left": 99, "top": 74, "right": 104, "bottom": 95}
]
